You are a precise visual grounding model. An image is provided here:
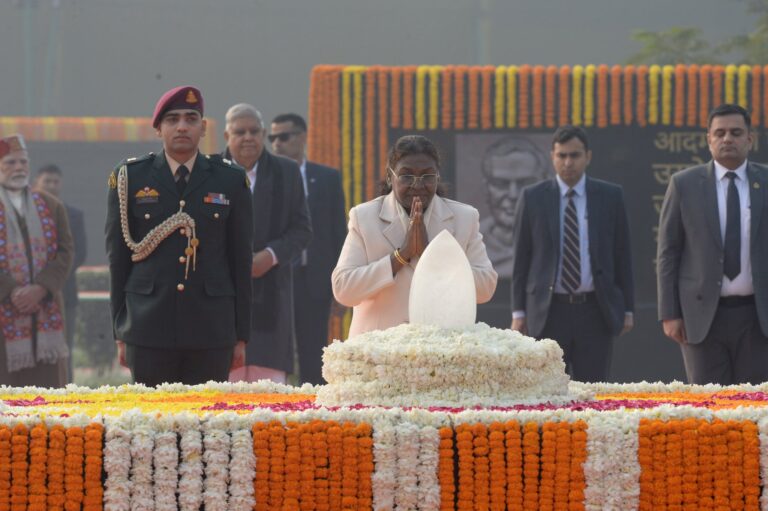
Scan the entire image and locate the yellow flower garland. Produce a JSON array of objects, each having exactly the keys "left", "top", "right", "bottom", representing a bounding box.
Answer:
[
  {"left": 662, "top": 65, "right": 674, "bottom": 126},
  {"left": 725, "top": 64, "right": 738, "bottom": 104},
  {"left": 572, "top": 65, "right": 584, "bottom": 126},
  {"left": 584, "top": 64, "right": 596, "bottom": 127},
  {"left": 648, "top": 65, "right": 661, "bottom": 125},
  {"left": 495, "top": 66, "right": 507, "bottom": 129}
]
